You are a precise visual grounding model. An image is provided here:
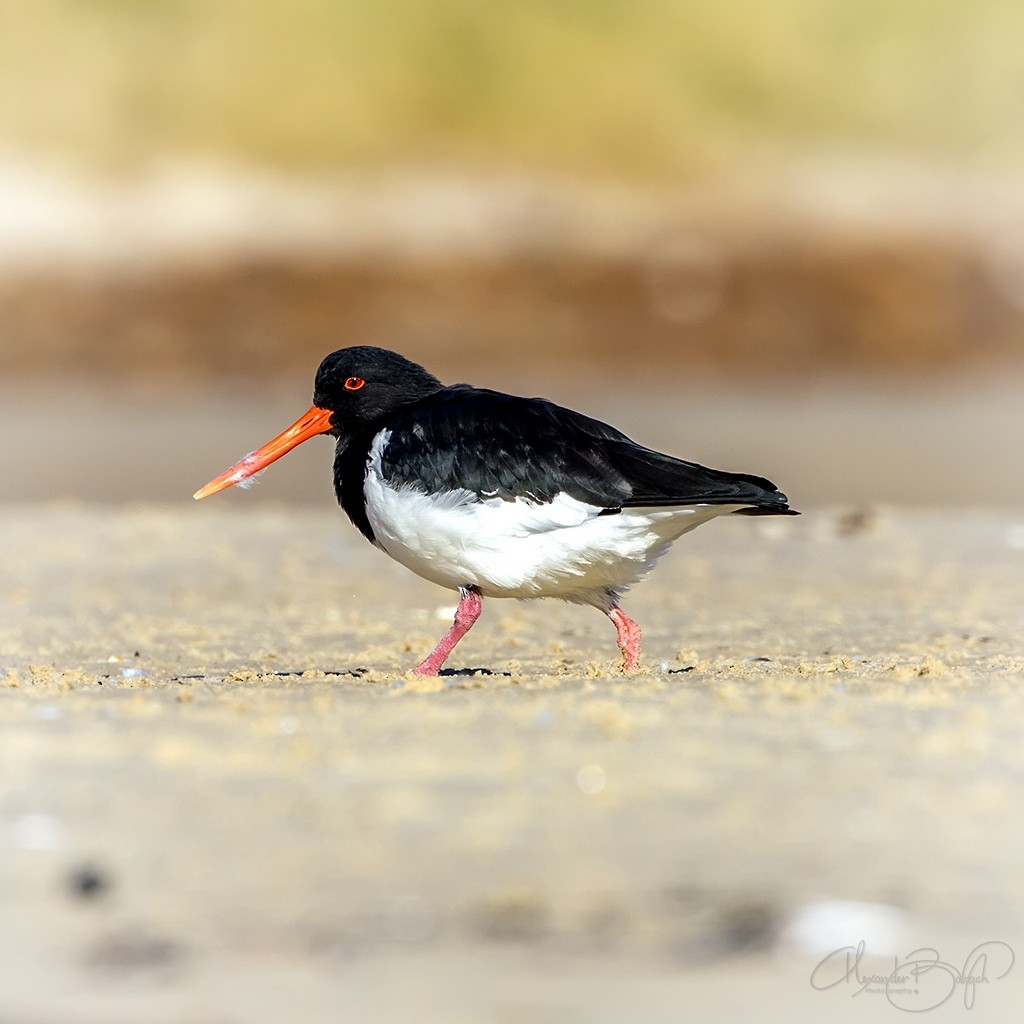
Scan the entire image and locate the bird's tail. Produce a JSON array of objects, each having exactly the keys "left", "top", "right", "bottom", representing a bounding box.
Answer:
[{"left": 732, "top": 506, "right": 800, "bottom": 516}]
